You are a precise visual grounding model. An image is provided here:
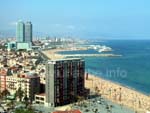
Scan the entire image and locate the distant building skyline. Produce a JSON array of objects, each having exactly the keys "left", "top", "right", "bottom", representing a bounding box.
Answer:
[
  {"left": 16, "top": 21, "right": 32, "bottom": 43},
  {"left": 1, "top": 0, "right": 150, "bottom": 39},
  {"left": 15, "top": 20, "right": 32, "bottom": 50}
]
